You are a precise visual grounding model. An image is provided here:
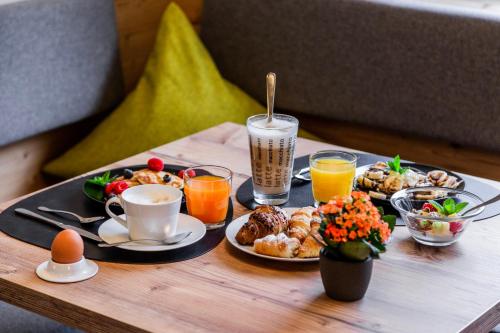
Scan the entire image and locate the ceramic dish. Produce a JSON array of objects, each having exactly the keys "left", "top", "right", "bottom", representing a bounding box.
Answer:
[
  {"left": 225, "top": 207, "right": 319, "bottom": 262},
  {"left": 36, "top": 257, "right": 98, "bottom": 283},
  {"left": 98, "top": 213, "right": 206, "bottom": 251}
]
